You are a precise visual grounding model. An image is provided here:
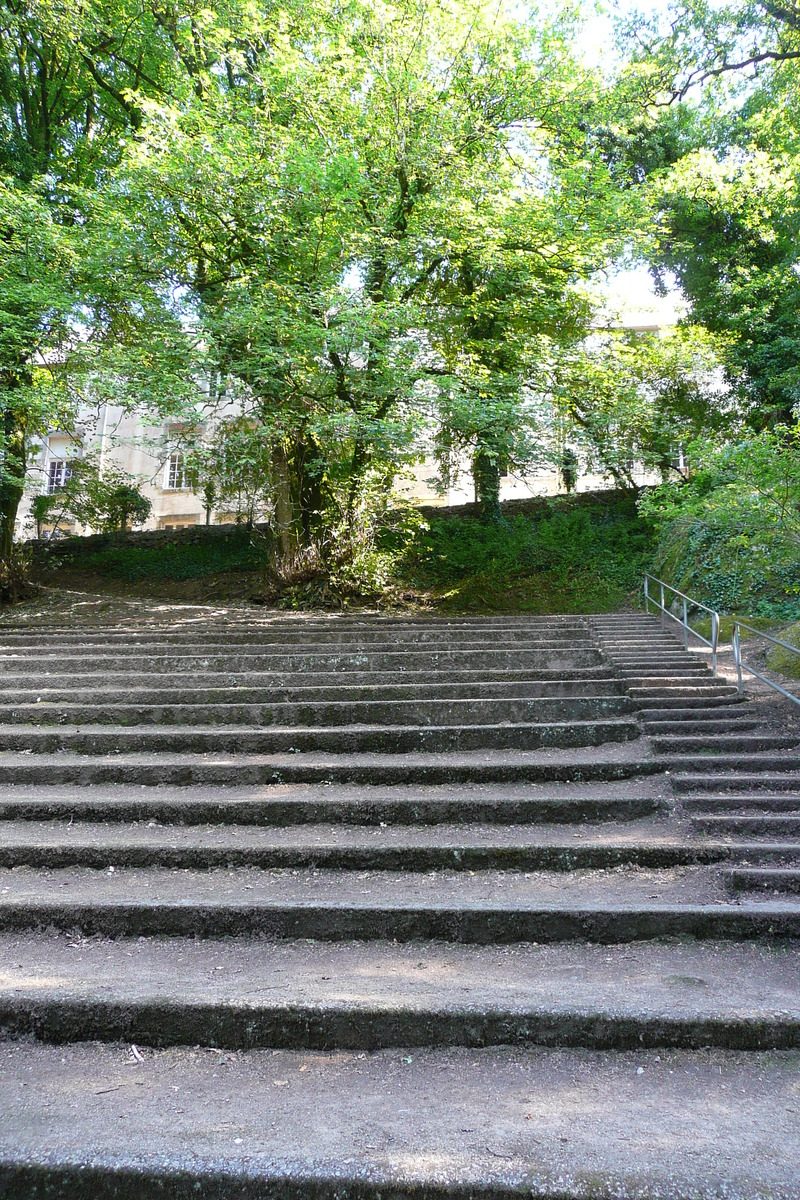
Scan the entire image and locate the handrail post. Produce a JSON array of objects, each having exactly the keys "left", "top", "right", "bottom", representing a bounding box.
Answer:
[
  {"left": 711, "top": 611, "right": 718, "bottom": 678},
  {"left": 644, "top": 575, "right": 649, "bottom": 614},
  {"left": 733, "top": 623, "right": 743, "bottom": 695},
  {"left": 660, "top": 581, "right": 665, "bottom": 628},
  {"left": 682, "top": 596, "right": 688, "bottom": 649}
]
